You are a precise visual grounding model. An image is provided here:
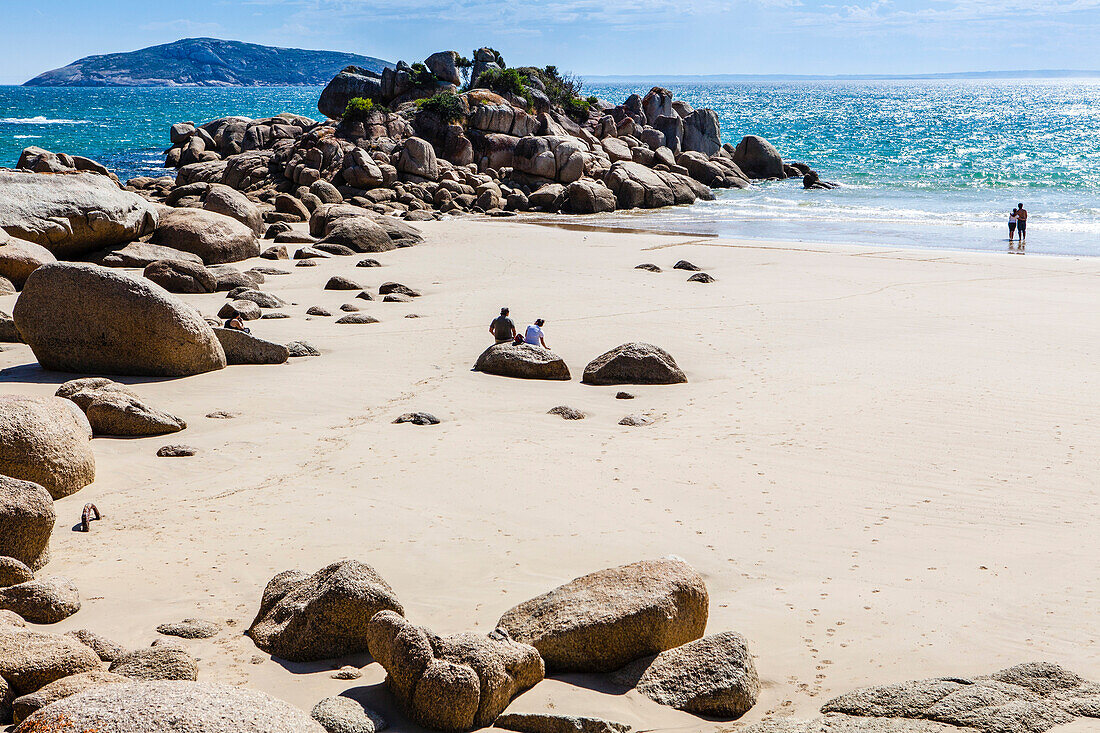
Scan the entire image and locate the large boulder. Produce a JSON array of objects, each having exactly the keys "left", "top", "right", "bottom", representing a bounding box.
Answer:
[
  {"left": 732, "top": 135, "right": 784, "bottom": 179},
  {"left": 0, "top": 231, "right": 55, "bottom": 289},
  {"left": 366, "top": 610, "right": 544, "bottom": 731},
  {"left": 247, "top": 560, "right": 404, "bottom": 662},
  {"left": 0, "top": 170, "right": 158, "bottom": 258},
  {"left": 0, "top": 475, "right": 55, "bottom": 571},
  {"left": 681, "top": 109, "right": 722, "bottom": 156},
  {"left": 319, "top": 67, "right": 384, "bottom": 120},
  {"left": 0, "top": 395, "right": 94, "bottom": 500},
  {"left": 203, "top": 184, "right": 263, "bottom": 236},
  {"left": 616, "top": 632, "right": 760, "bottom": 718},
  {"left": 397, "top": 137, "right": 439, "bottom": 181},
  {"left": 582, "top": 343, "right": 687, "bottom": 386},
  {"left": 0, "top": 577, "right": 81, "bottom": 624},
  {"left": 13, "top": 263, "right": 227, "bottom": 377},
  {"left": 567, "top": 179, "right": 616, "bottom": 214},
  {"left": 15, "top": 680, "right": 327, "bottom": 733},
  {"left": 0, "top": 625, "right": 100, "bottom": 695},
  {"left": 143, "top": 259, "right": 217, "bottom": 294},
  {"left": 320, "top": 217, "right": 398, "bottom": 253},
  {"left": 213, "top": 328, "right": 290, "bottom": 365},
  {"left": 425, "top": 51, "right": 461, "bottom": 86},
  {"left": 150, "top": 207, "right": 259, "bottom": 265},
  {"left": 497, "top": 557, "right": 708, "bottom": 673},
  {"left": 11, "top": 670, "right": 126, "bottom": 724},
  {"left": 605, "top": 162, "right": 688, "bottom": 209},
  {"left": 473, "top": 344, "right": 571, "bottom": 381}
]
